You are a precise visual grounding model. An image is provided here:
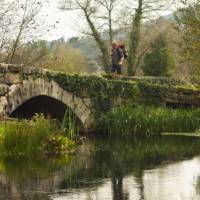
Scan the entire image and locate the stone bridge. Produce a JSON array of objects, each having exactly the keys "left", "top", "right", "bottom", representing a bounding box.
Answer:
[{"left": 0, "top": 63, "right": 200, "bottom": 132}]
